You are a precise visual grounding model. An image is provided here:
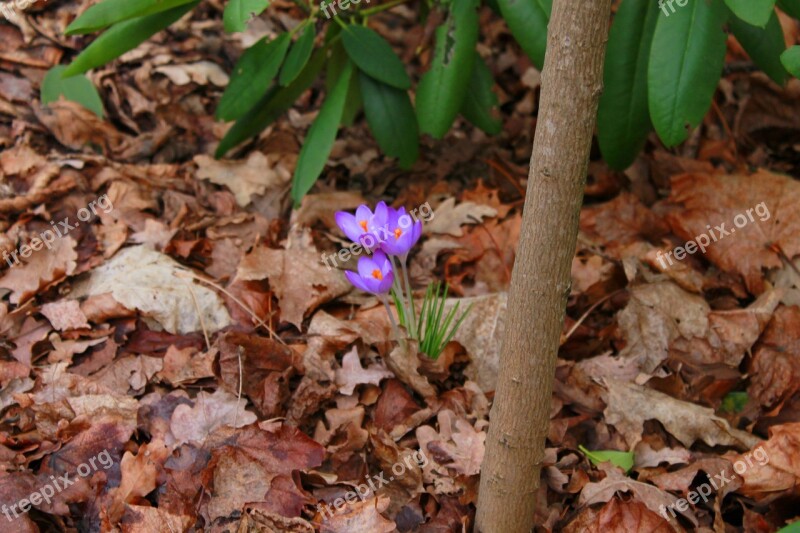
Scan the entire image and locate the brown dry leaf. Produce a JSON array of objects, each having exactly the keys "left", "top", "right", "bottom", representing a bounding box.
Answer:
[
  {"left": 603, "top": 379, "right": 762, "bottom": 450},
  {"left": 374, "top": 379, "right": 421, "bottom": 433},
  {"left": 565, "top": 498, "right": 680, "bottom": 533},
  {"left": 71, "top": 245, "right": 231, "bottom": 334},
  {"left": 219, "top": 331, "right": 300, "bottom": 417},
  {"left": 618, "top": 282, "right": 780, "bottom": 372},
  {"left": 416, "top": 409, "right": 485, "bottom": 494},
  {"left": 579, "top": 468, "right": 697, "bottom": 525},
  {"left": 335, "top": 346, "right": 393, "bottom": 396},
  {"left": 425, "top": 198, "right": 497, "bottom": 237},
  {"left": 154, "top": 61, "right": 229, "bottom": 86},
  {"left": 106, "top": 439, "right": 171, "bottom": 523},
  {"left": 725, "top": 422, "right": 800, "bottom": 496},
  {"left": 617, "top": 282, "right": 710, "bottom": 373},
  {"left": 90, "top": 355, "right": 163, "bottom": 393},
  {"left": 236, "top": 231, "right": 351, "bottom": 329},
  {"left": 665, "top": 171, "right": 800, "bottom": 294},
  {"left": 0, "top": 236, "right": 77, "bottom": 304},
  {"left": 319, "top": 495, "right": 396, "bottom": 533},
  {"left": 749, "top": 305, "right": 800, "bottom": 409},
  {"left": 119, "top": 504, "right": 193, "bottom": 533},
  {"left": 455, "top": 292, "right": 507, "bottom": 392},
  {"left": 156, "top": 345, "right": 216, "bottom": 386},
  {"left": 169, "top": 388, "right": 257, "bottom": 447},
  {"left": 384, "top": 341, "right": 437, "bottom": 399},
  {"left": 580, "top": 193, "right": 670, "bottom": 257},
  {"left": 313, "top": 404, "right": 369, "bottom": 455},
  {"left": 195, "top": 152, "right": 292, "bottom": 207},
  {"left": 203, "top": 424, "right": 324, "bottom": 521},
  {"left": 33, "top": 100, "right": 125, "bottom": 153},
  {"left": 237, "top": 508, "right": 316, "bottom": 532},
  {"left": 647, "top": 457, "right": 741, "bottom": 498},
  {"left": 40, "top": 300, "right": 90, "bottom": 331},
  {"left": 130, "top": 218, "right": 177, "bottom": 249}
]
